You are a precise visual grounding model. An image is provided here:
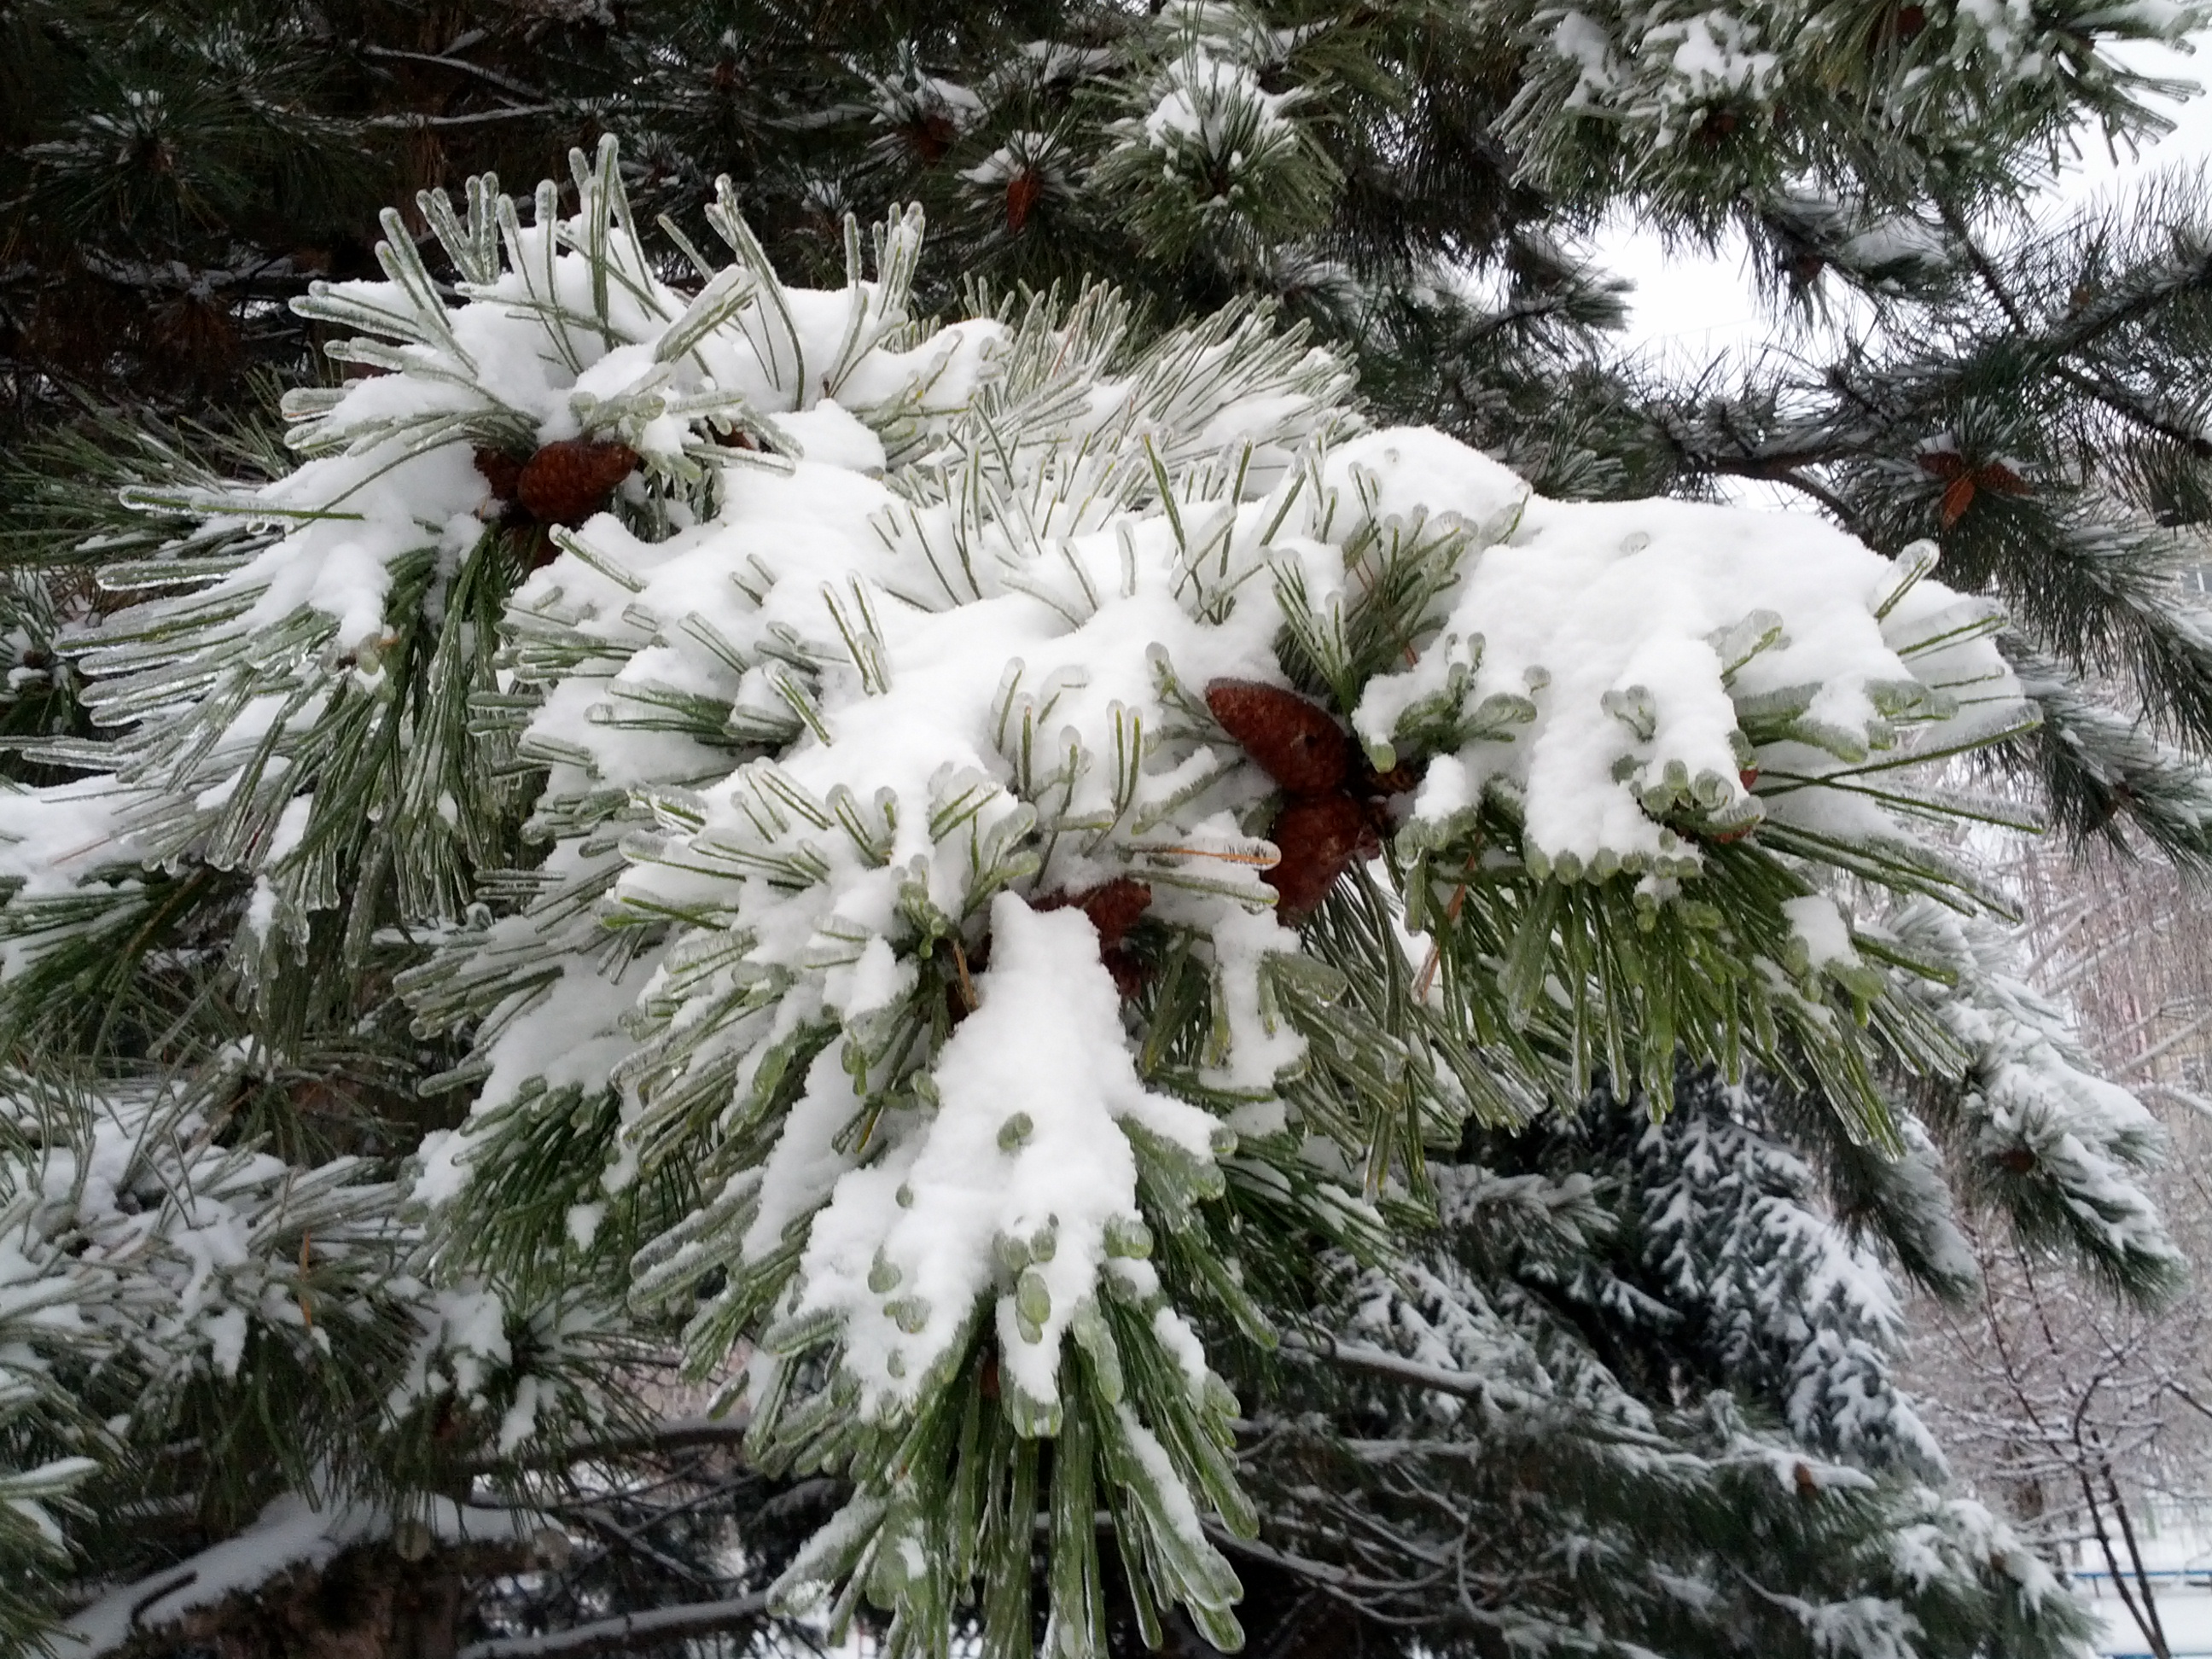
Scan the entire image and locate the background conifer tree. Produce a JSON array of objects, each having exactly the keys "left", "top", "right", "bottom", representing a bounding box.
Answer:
[{"left": 2, "top": 4, "right": 2209, "bottom": 1658}]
